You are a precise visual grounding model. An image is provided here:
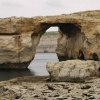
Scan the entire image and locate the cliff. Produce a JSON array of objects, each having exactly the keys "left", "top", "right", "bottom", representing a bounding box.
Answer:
[
  {"left": 36, "top": 31, "right": 58, "bottom": 53},
  {"left": 0, "top": 10, "right": 100, "bottom": 68}
]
